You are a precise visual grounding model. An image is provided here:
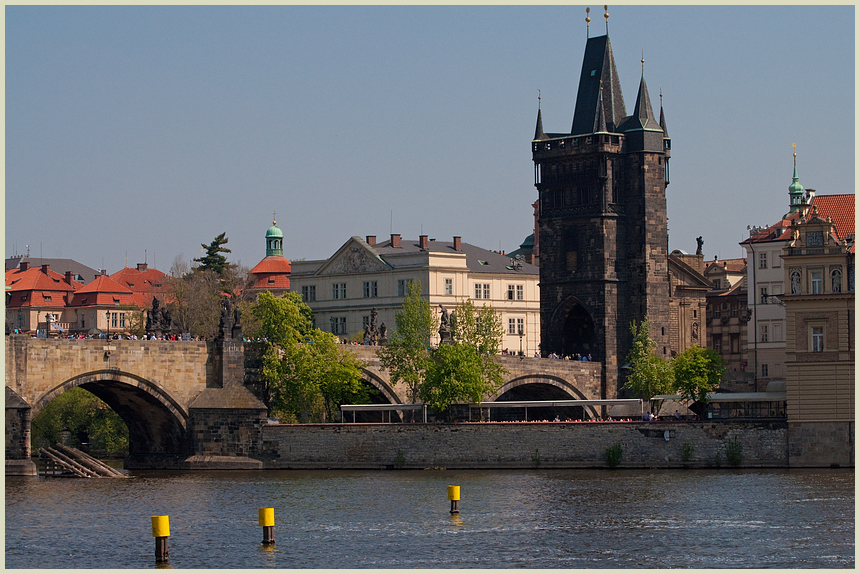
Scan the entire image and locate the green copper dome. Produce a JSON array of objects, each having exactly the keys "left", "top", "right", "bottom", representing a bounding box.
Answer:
[
  {"left": 265, "top": 219, "right": 284, "bottom": 257},
  {"left": 787, "top": 152, "right": 805, "bottom": 212}
]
